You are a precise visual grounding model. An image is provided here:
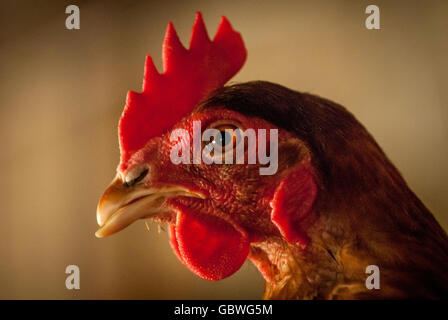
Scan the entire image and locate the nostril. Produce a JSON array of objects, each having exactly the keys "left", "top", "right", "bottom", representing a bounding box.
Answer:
[{"left": 124, "top": 166, "right": 149, "bottom": 187}]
